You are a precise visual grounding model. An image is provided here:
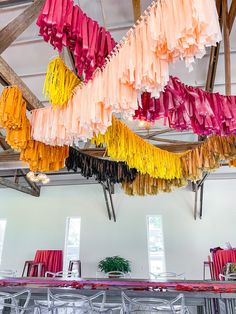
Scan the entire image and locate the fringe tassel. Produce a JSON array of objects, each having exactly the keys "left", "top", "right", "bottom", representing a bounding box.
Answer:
[
  {"left": 43, "top": 57, "right": 80, "bottom": 108},
  {"left": 93, "top": 116, "right": 184, "bottom": 180},
  {"left": 122, "top": 174, "right": 187, "bottom": 196},
  {"left": 0, "top": 86, "right": 69, "bottom": 171},
  {"left": 66, "top": 147, "right": 137, "bottom": 183},
  {"left": 229, "top": 159, "right": 236, "bottom": 167},
  {"left": 181, "top": 136, "right": 236, "bottom": 181}
]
